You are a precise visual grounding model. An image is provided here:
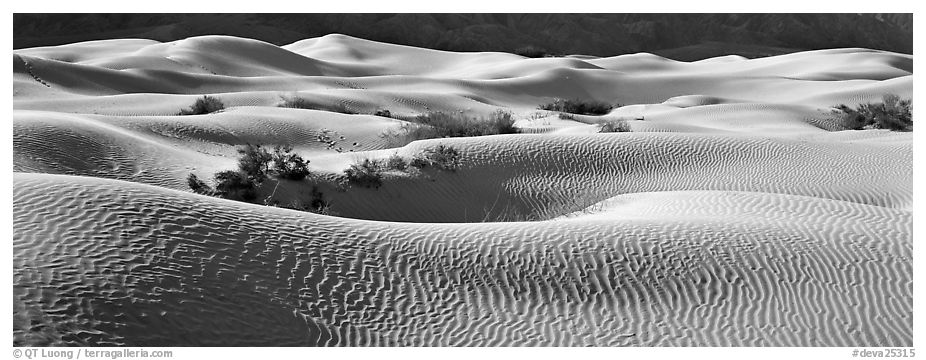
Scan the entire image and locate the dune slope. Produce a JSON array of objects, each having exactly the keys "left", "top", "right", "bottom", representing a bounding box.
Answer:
[{"left": 13, "top": 173, "right": 912, "bottom": 346}]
